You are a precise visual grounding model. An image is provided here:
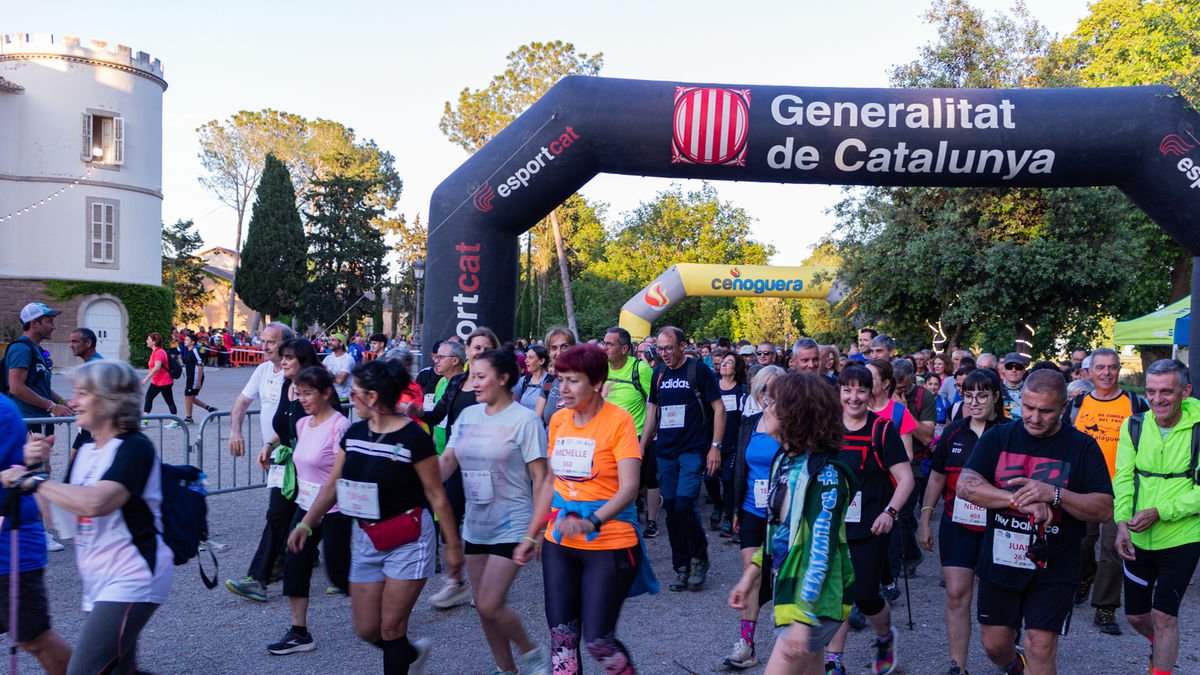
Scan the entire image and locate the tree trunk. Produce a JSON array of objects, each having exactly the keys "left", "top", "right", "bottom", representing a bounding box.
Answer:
[
  {"left": 227, "top": 209, "right": 245, "bottom": 331},
  {"left": 549, "top": 209, "right": 577, "bottom": 336},
  {"left": 1170, "top": 251, "right": 1191, "bottom": 302}
]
